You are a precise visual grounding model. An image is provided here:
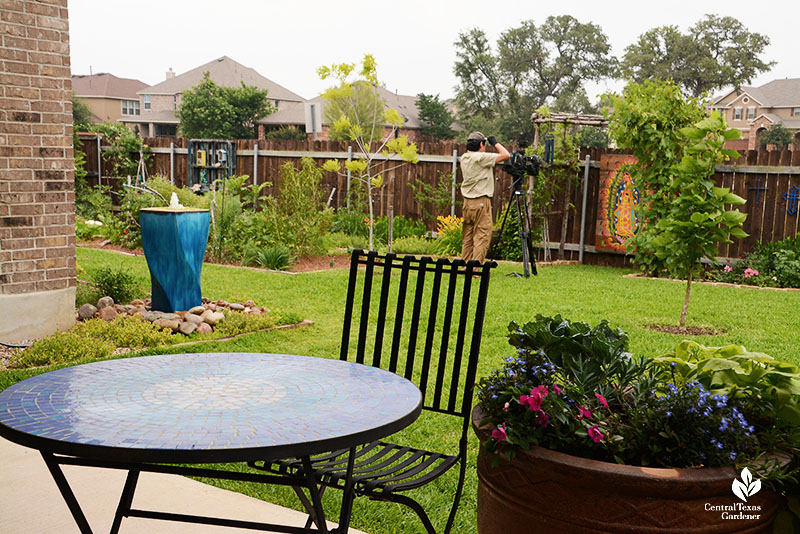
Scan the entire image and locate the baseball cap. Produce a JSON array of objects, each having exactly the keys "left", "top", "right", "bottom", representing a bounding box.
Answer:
[{"left": 467, "top": 131, "right": 486, "bottom": 142}]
